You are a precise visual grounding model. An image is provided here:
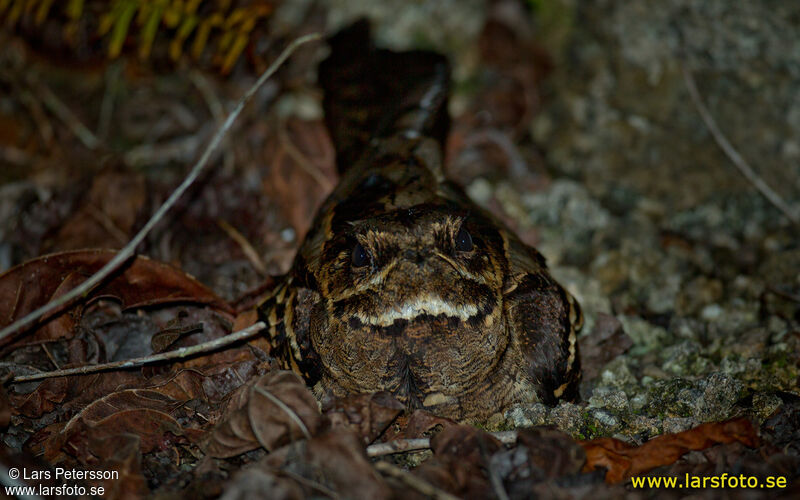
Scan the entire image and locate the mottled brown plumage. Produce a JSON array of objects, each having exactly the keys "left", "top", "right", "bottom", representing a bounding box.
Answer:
[{"left": 258, "top": 22, "right": 582, "bottom": 421}]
